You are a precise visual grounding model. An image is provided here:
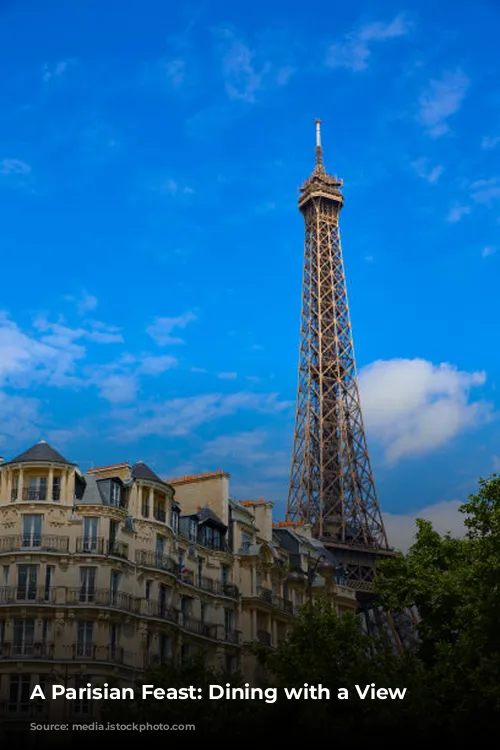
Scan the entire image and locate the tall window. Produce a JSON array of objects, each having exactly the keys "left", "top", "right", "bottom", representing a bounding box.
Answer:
[
  {"left": 110, "top": 482, "right": 121, "bottom": 507},
  {"left": 9, "top": 675, "right": 31, "bottom": 714},
  {"left": 189, "top": 519, "right": 197, "bottom": 542},
  {"left": 0, "top": 620, "right": 4, "bottom": 655},
  {"left": 83, "top": 518, "right": 99, "bottom": 551},
  {"left": 159, "top": 634, "right": 171, "bottom": 664},
  {"left": 76, "top": 621, "right": 93, "bottom": 657},
  {"left": 224, "top": 609, "right": 234, "bottom": 639},
  {"left": 44, "top": 565, "right": 54, "bottom": 601},
  {"left": 171, "top": 508, "right": 179, "bottom": 533},
  {"left": 52, "top": 475, "right": 61, "bottom": 501},
  {"left": 109, "top": 623, "right": 119, "bottom": 658},
  {"left": 73, "top": 676, "right": 92, "bottom": 715},
  {"left": 27, "top": 477, "right": 47, "bottom": 501},
  {"left": 12, "top": 618, "right": 35, "bottom": 656},
  {"left": 197, "top": 557, "right": 203, "bottom": 584},
  {"left": 221, "top": 565, "right": 229, "bottom": 585},
  {"left": 22, "top": 515, "right": 42, "bottom": 548},
  {"left": 156, "top": 535, "right": 165, "bottom": 562},
  {"left": 17, "top": 565, "right": 38, "bottom": 600},
  {"left": 110, "top": 570, "right": 120, "bottom": 604},
  {"left": 79, "top": 567, "right": 96, "bottom": 603},
  {"left": 241, "top": 532, "right": 252, "bottom": 551}
]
